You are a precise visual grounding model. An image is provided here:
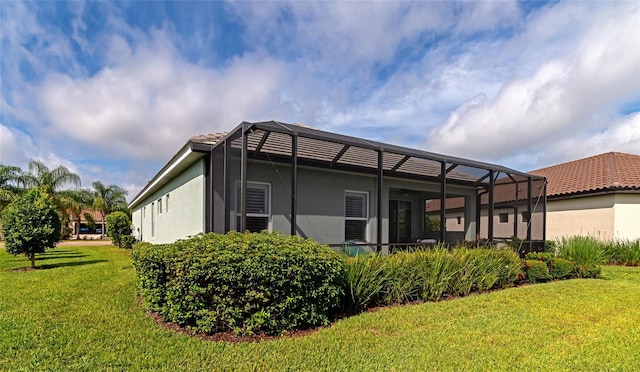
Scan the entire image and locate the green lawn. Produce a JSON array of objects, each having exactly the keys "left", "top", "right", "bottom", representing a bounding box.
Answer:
[{"left": 1, "top": 246, "right": 640, "bottom": 371}]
